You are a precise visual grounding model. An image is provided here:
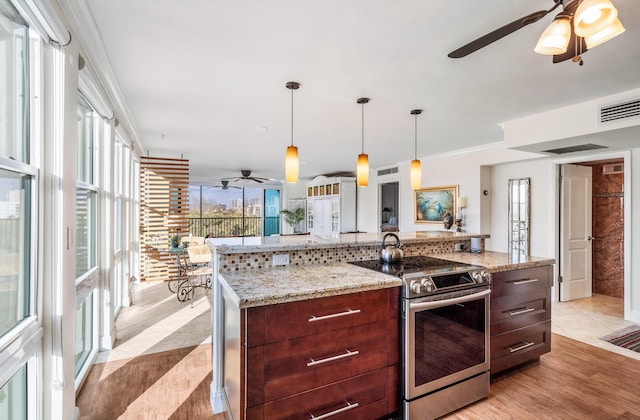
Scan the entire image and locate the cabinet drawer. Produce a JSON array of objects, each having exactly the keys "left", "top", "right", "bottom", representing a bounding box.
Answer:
[
  {"left": 260, "top": 368, "right": 389, "bottom": 420},
  {"left": 253, "top": 320, "right": 390, "bottom": 403},
  {"left": 263, "top": 289, "right": 389, "bottom": 343},
  {"left": 490, "top": 266, "right": 551, "bottom": 298},
  {"left": 490, "top": 321, "right": 551, "bottom": 373},
  {"left": 491, "top": 291, "right": 550, "bottom": 335}
]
